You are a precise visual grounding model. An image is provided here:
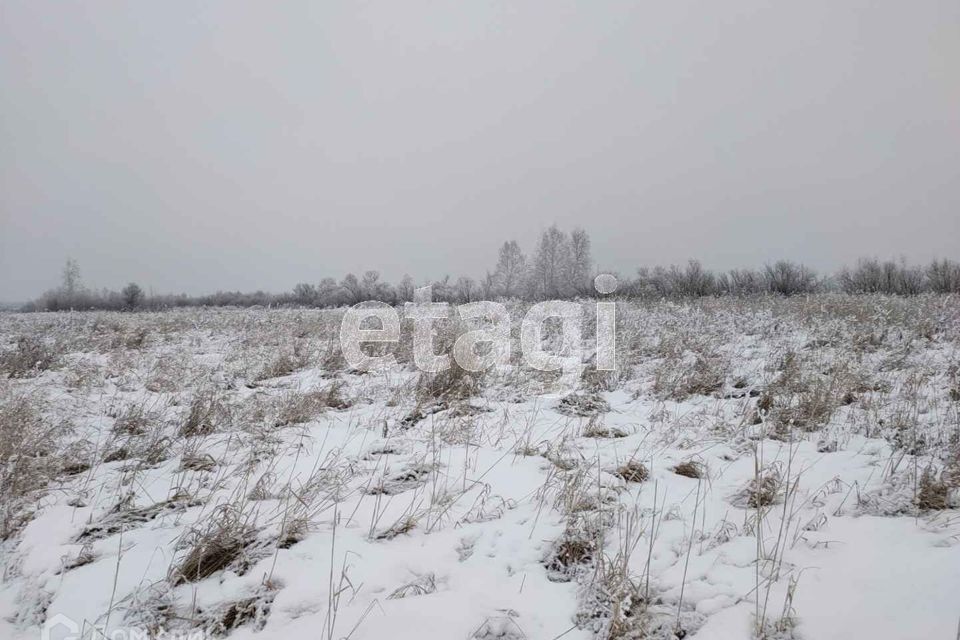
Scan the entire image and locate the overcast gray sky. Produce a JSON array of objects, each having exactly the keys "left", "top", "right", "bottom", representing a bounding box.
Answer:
[{"left": 1, "top": 1, "right": 958, "bottom": 301}]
